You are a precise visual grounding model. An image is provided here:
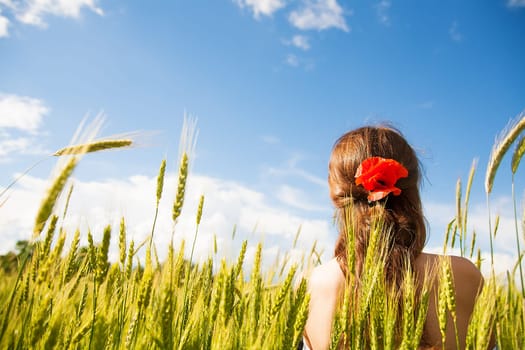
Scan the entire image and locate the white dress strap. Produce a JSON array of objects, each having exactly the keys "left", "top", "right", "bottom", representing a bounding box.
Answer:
[{"left": 302, "top": 338, "right": 311, "bottom": 350}]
